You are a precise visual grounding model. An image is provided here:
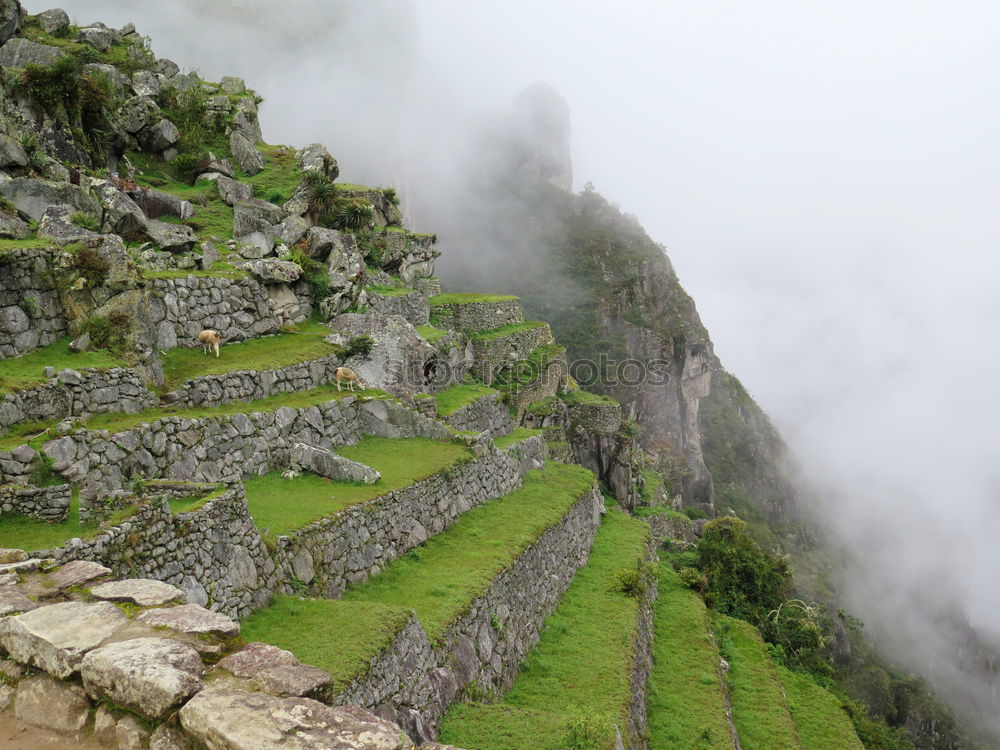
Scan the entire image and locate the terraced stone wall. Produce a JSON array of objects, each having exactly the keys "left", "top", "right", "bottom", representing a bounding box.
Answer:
[
  {"left": 273, "top": 437, "right": 547, "bottom": 599},
  {"left": 472, "top": 323, "right": 554, "bottom": 383},
  {"left": 0, "top": 483, "right": 71, "bottom": 522},
  {"left": 165, "top": 353, "right": 343, "bottom": 408},
  {"left": 365, "top": 290, "right": 430, "bottom": 326},
  {"left": 0, "top": 367, "right": 156, "bottom": 433},
  {"left": 0, "top": 397, "right": 450, "bottom": 496},
  {"left": 443, "top": 393, "right": 513, "bottom": 436},
  {"left": 430, "top": 299, "right": 523, "bottom": 333},
  {"left": 0, "top": 248, "right": 67, "bottom": 359}
]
